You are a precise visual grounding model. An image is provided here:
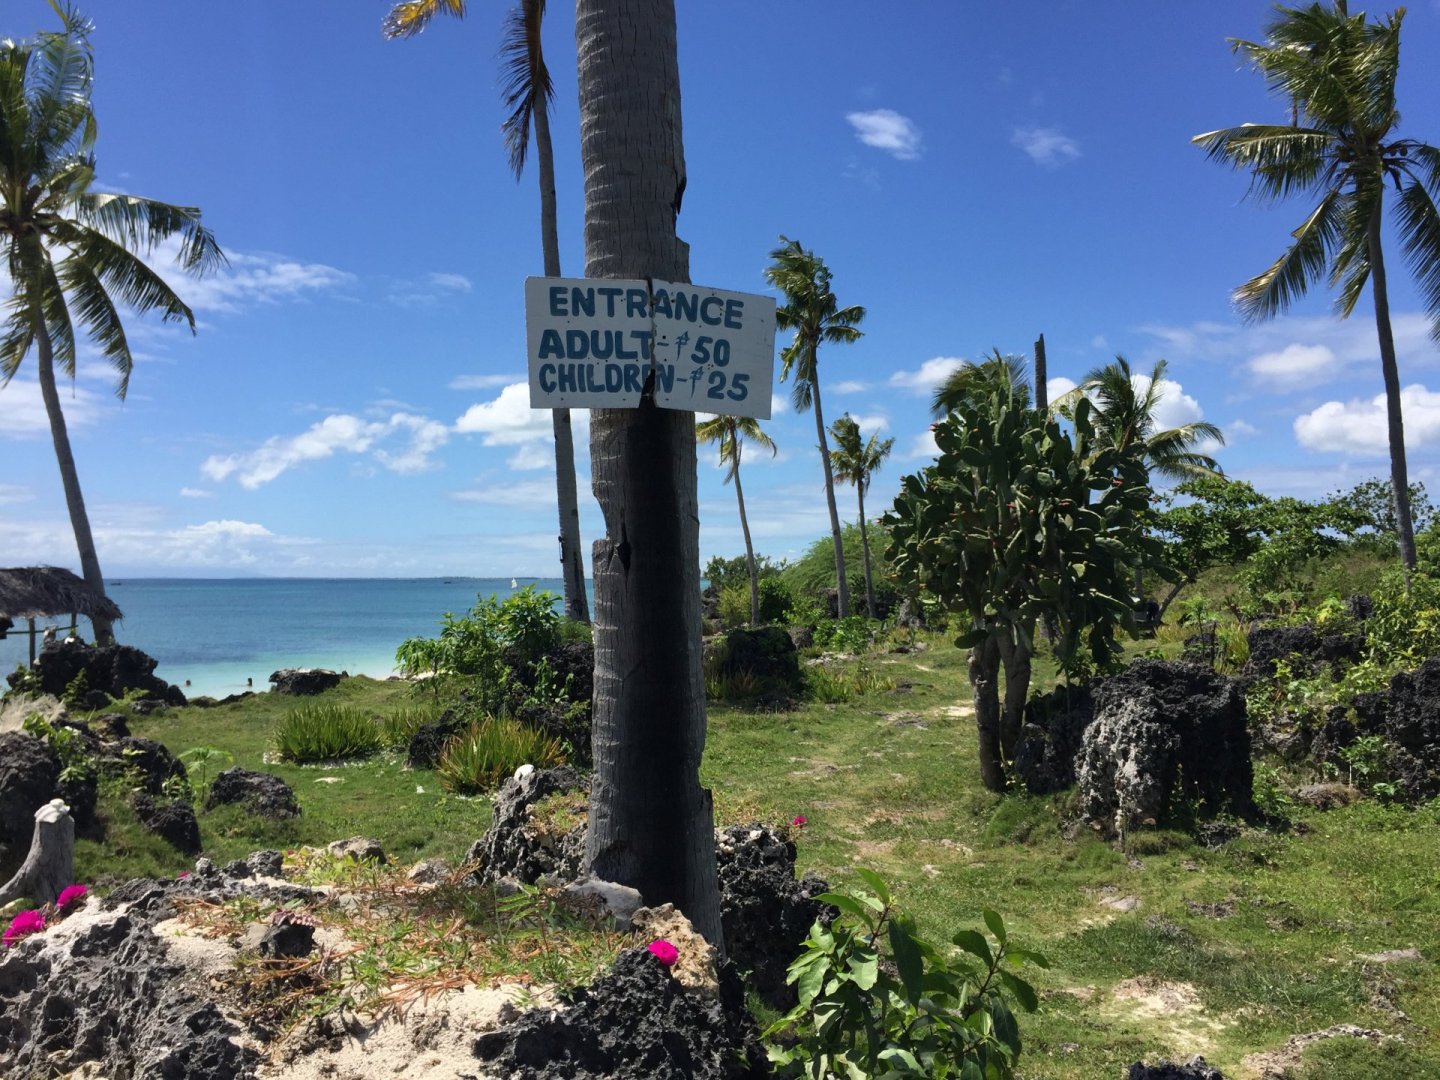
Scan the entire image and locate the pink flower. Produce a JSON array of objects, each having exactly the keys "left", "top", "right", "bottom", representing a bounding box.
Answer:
[
  {"left": 56, "top": 885, "right": 88, "bottom": 912},
  {"left": 177, "top": 871, "right": 190, "bottom": 879},
  {"left": 3, "top": 910, "right": 45, "bottom": 948},
  {"left": 647, "top": 939, "right": 679, "bottom": 968},
  {"left": 792, "top": 815, "right": 807, "bottom": 827}
]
